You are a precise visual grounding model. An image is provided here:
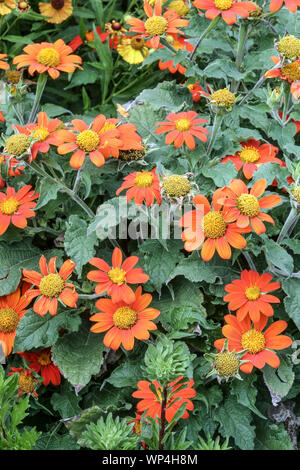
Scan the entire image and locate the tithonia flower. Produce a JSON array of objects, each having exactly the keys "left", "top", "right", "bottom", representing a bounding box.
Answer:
[
  {"left": 68, "top": 24, "right": 122, "bottom": 52},
  {"left": 219, "top": 178, "right": 282, "bottom": 235},
  {"left": 0, "top": 0, "right": 15, "bottom": 16},
  {"left": 117, "top": 37, "right": 149, "bottom": 64},
  {"left": 23, "top": 256, "right": 78, "bottom": 316},
  {"left": 90, "top": 286, "right": 160, "bottom": 350},
  {"left": 0, "top": 185, "right": 39, "bottom": 235},
  {"left": 168, "top": 0, "right": 190, "bottom": 15},
  {"left": 14, "top": 111, "right": 62, "bottom": 161},
  {"left": 9, "top": 367, "right": 38, "bottom": 398},
  {"left": 193, "top": 0, "right": 256, "bottom": 24},
  {"left": 162, "top": 174, "right": 191, "bottom": 199},
  {"left": 21, "top": 348, "right": 61, "bottom": 386},
  {"left": 96, "top": 118, "right": 144, "bottom": 159},
  {"left": 127, "top": 1, "right": 189, "bottom": 49},
  {"left": 224, "top": 270, "right": 281, "bottom": 322},
  {"left": 0, "top": 53, "right": 9, "bottom": 70},
  {"left": 276, "top": 35, "right": 300, "bottom": 60},
  {"left": 222, "top": 139, "right": 281, "bottom": 179},
  {"left": 0, "top": 154, "right": 24, "bottom": 189},
  {"left": 186, "top": 81, "right": 210, "bottom": 102},
  {"left": 155, "top": 111, "right": 209, "bottom": 150},
  {"left": 13, "top": 39, "right": 82, "bottom": 79},
  {"left": 179, "top": 191, "right": 250, "bottom": 260},
  {"left": 214, "top": 315, "right": 292, "bottom": 373},
  {"left": 0, "top": 286, "right": 31, "bottom": 356},
  {"left": 209, "top": 88, "right": 236, "bottom": 108},
  {"left": 158, "top": 34, "right": 194, "bottom": 74},
  {"left": 269, "top": 0, "right": 300, "bottom": 13},
  {"left": 116, "top": 168, "right": 162, "bottom": 206},
  {"left": 39, "top": 0, "right": 73, "bottom": 24},
  {"left": 132, "top": 376, "right": 196, "bottom": 423},
  {"left": 264, "top": 57, "right": 300, "bottom": 100},
  {"left": 87, "top": 247, "right": 149, "bottom": 304}
]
